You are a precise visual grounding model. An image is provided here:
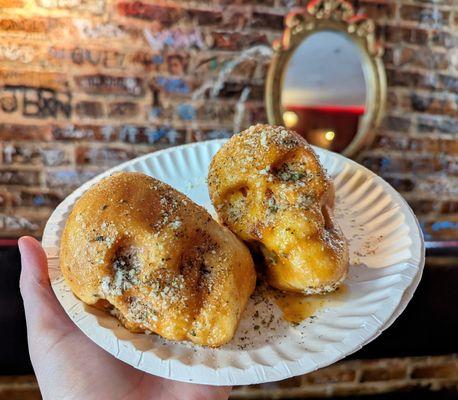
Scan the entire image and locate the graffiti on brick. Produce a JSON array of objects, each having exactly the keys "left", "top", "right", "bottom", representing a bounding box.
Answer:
[
  {"left": 0, "top": 18, "right": 48, "bottom": 33},
  {"left": 1, "top": 143, "right": 67, "bottom": 166},
  {"left": 52, "top": 124, "right": 95, "bottom": 140},
  {"left": 77, "top": 147, "right": 133, "bottom": 165},
  {"left": 0, "top": 85, "right": 72, "bottom": 118},
  {"left": 37, "top": 0, "right": 105, "bottom": 14},
  {"left": 154, "top": 77, "right": 189, "bottom": 94},
  {"left": 176, "top": 103, "right": 195, "bottom": 120},
  {"left": 0, "top": 43, "right": 35, "bottom": 63},
  {"left": 49, "top": 47, "right": 125, "bottom": 69},
  {"left": 46, "top": 170, "right": 98, "bottom": 188},
  {"left": 75, "top": 74, "right": 144, "bottom": 96},
  {"left": 72, "top": 48, "right": 125, "bottom": 68},
  {"left": 144, "top": 27, "right": 206, "bottom": 51},
  {"left": 73, "top": 19, "right": 128, "bottom": 39},
  {"left": 0, "top": 215, "right": 39, "bottom": 231}
]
